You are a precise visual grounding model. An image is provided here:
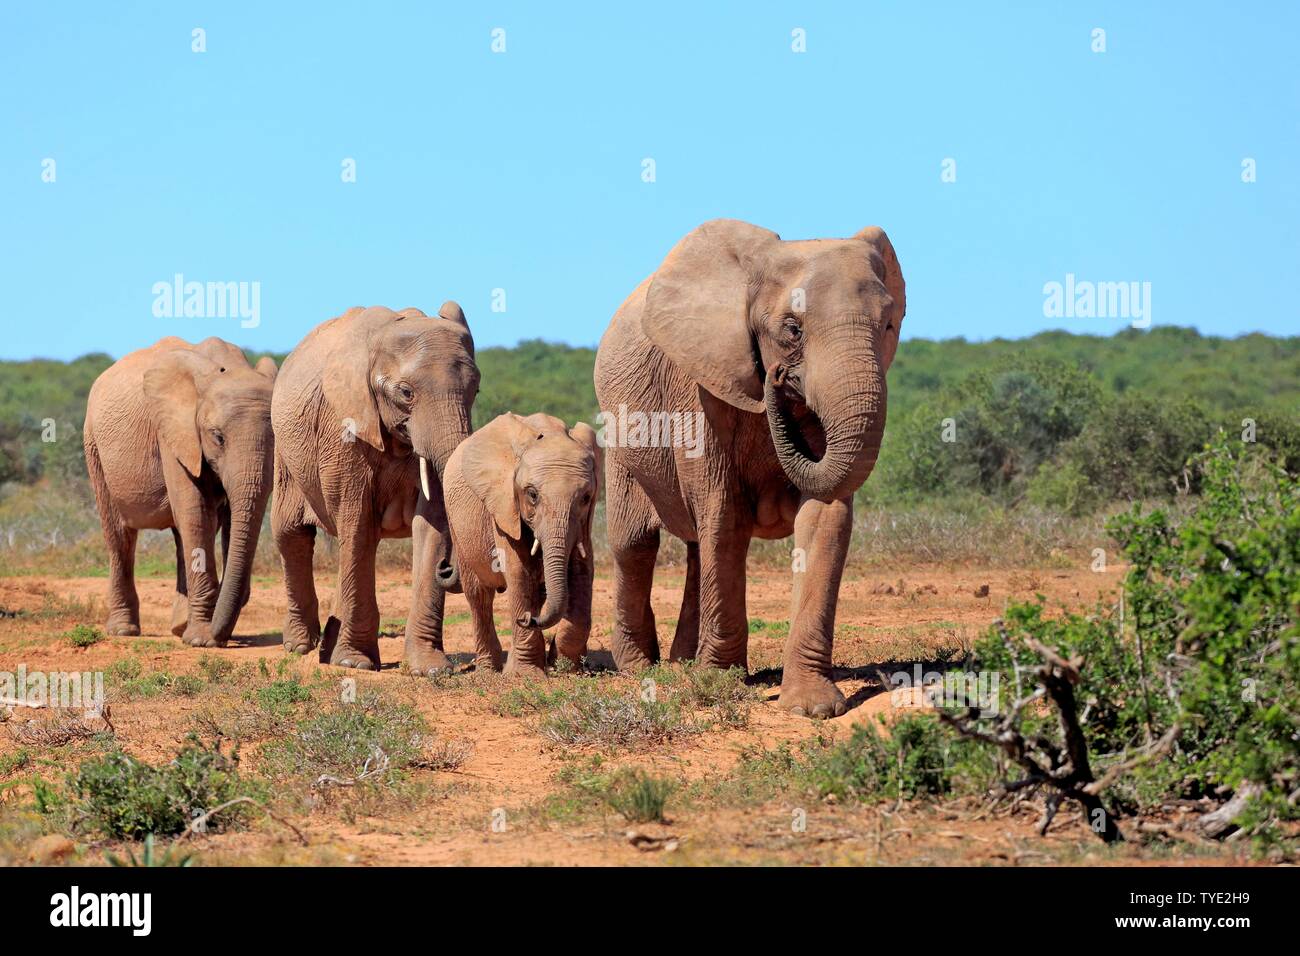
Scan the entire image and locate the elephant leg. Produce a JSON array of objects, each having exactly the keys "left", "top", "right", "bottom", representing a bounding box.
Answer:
[
  {"left": 503, "top": 600, "right": 547, "bottom": 679},
  {"left": 606, "top": 456, "right": 662, "bottom": 669},
  {"left": 326, "top": 509, "right": 382, "bottom": 670},
  {"left": 404, "top": 495, "right": 451, "bottom": 676},
  {"left": 694, "top": 515, "right": 752, "bottom": 671},
  {"left": 86, "top": 436, "right": 140, "bottom": 636},
  {"left": 169, "top": 528, "right": 188, "bottom": 637},
  {"left": 668, "top": 540, "right": 700, "bottom": 661},
  {"left": 777, "top": 494, "right": 853, "bottom": 718},
  {"left": 465, "top": 576, "right": 504, "bottom": 672},
  {"left": 272, "top": 466, "right": 320, "bottom": 654},
  {"left": 552, "top": 546, "right": 593, "bottom": 666}
]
